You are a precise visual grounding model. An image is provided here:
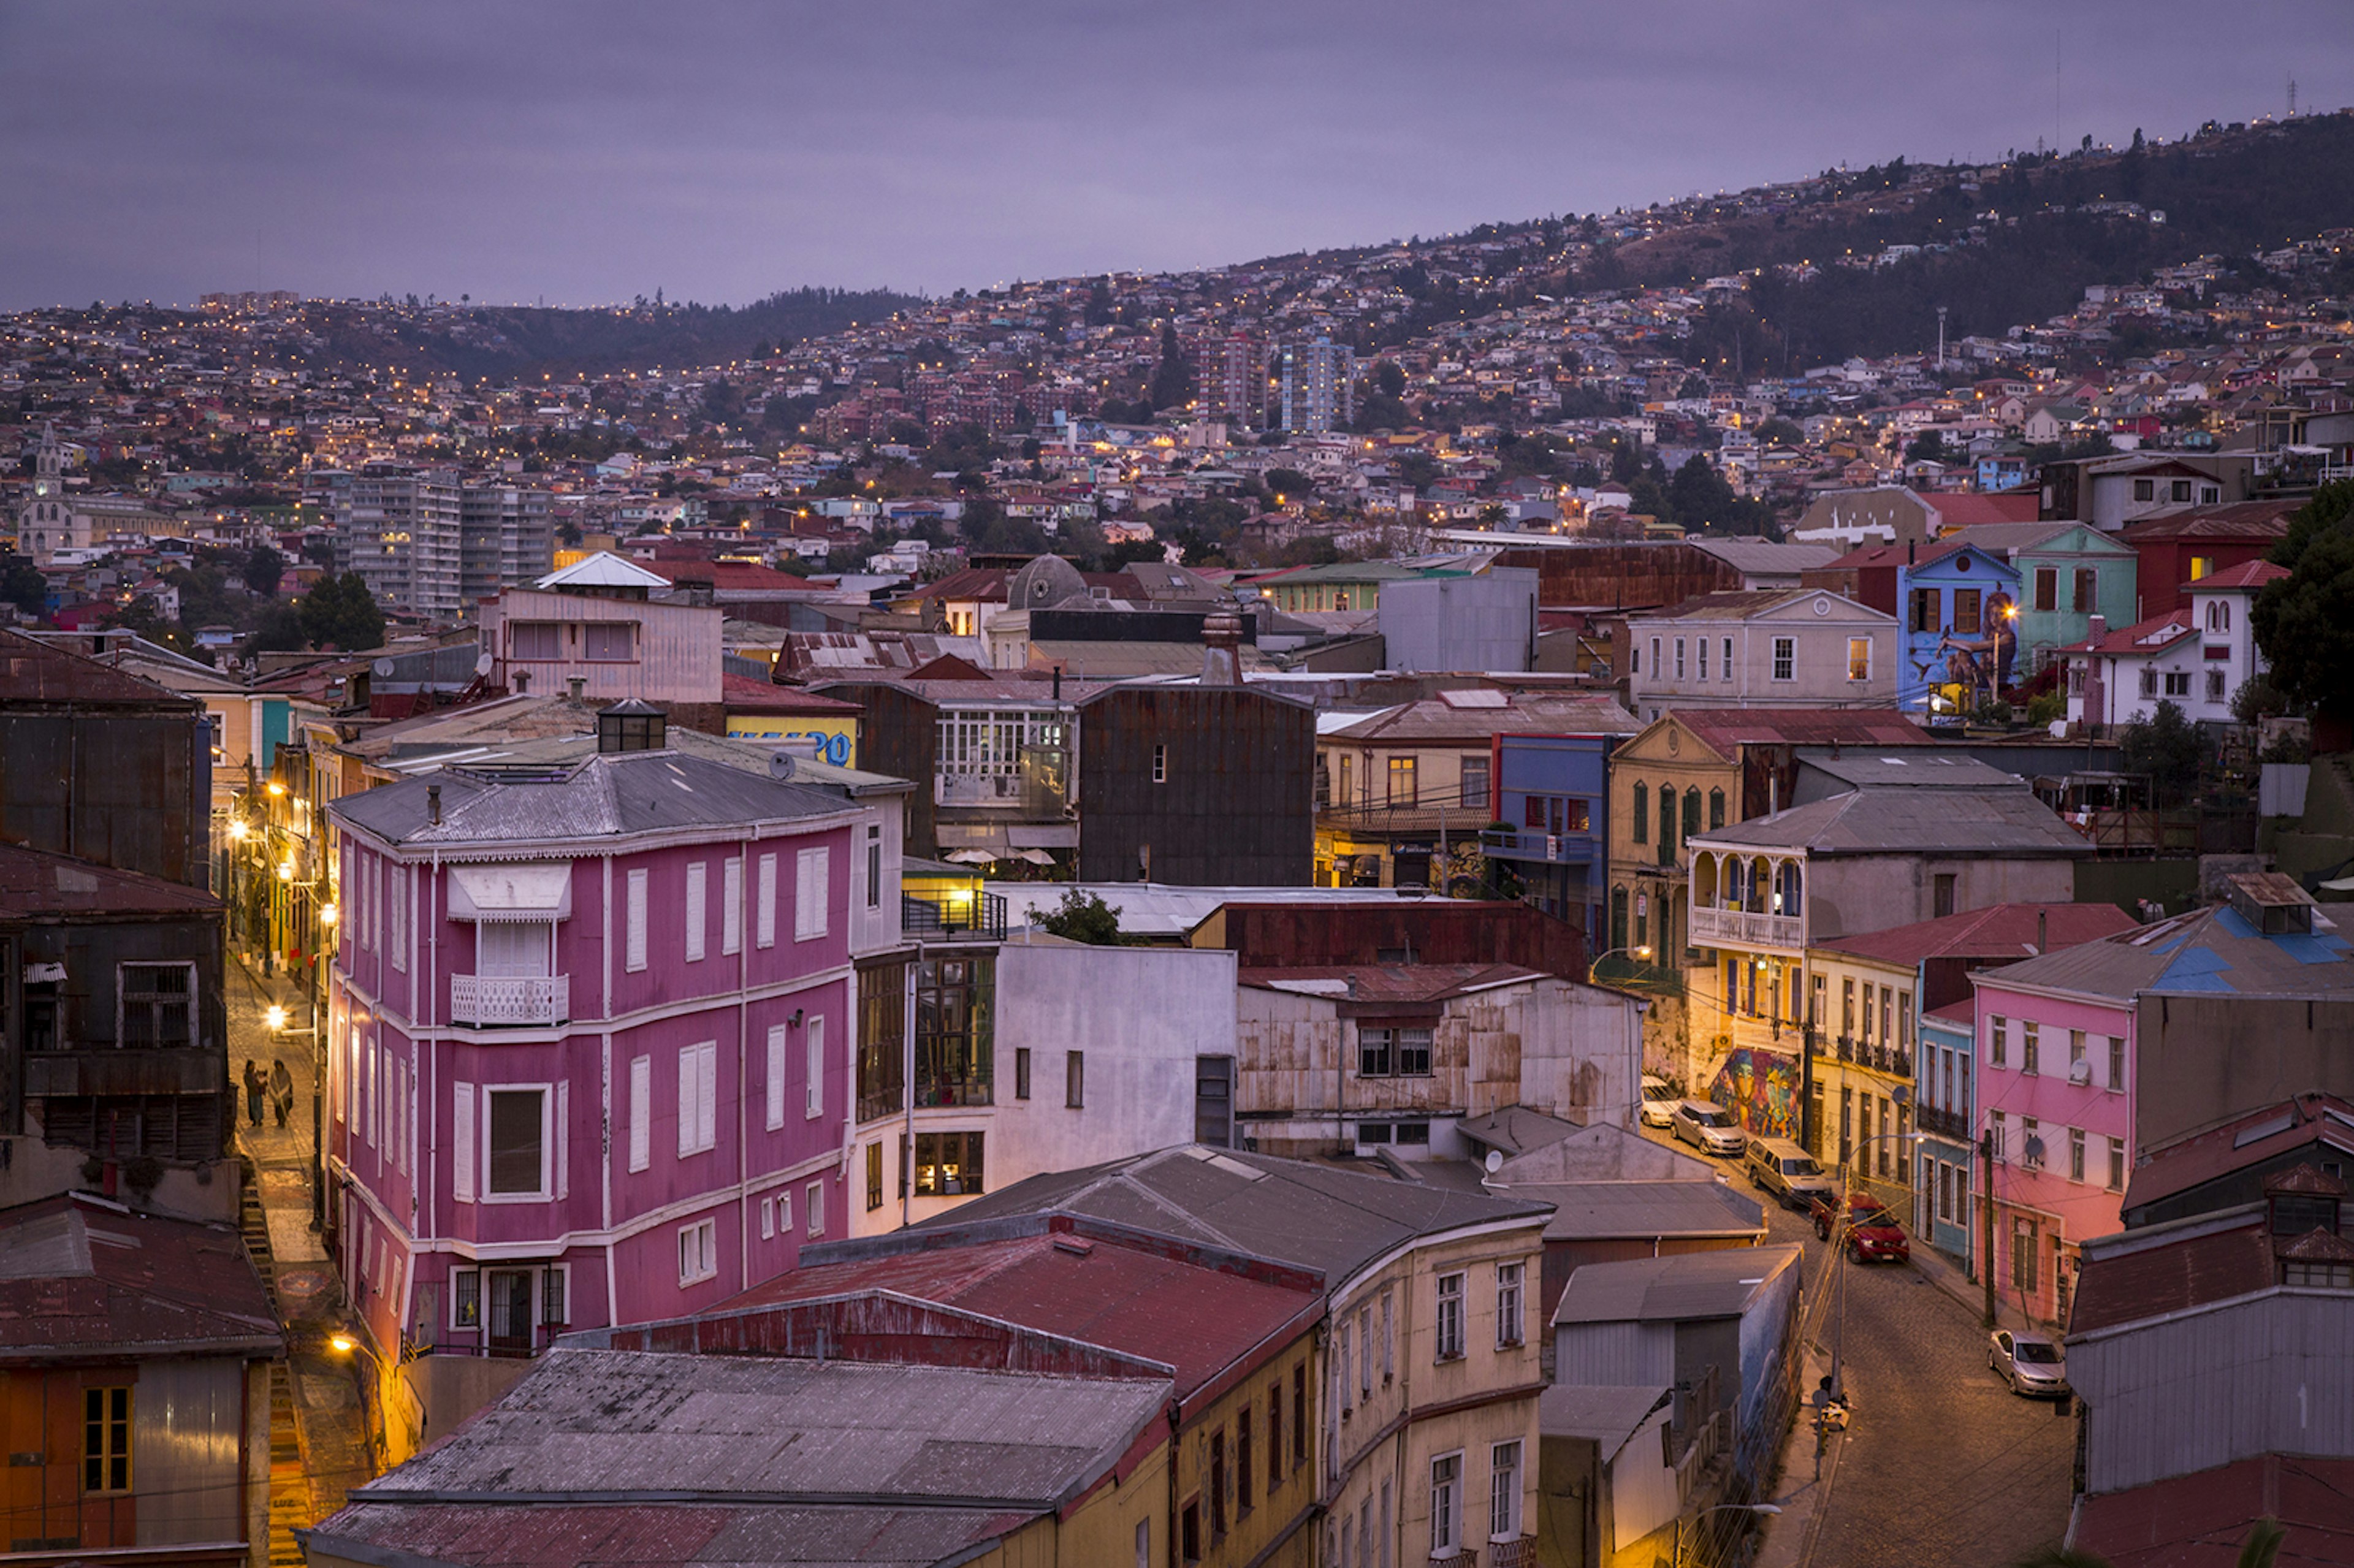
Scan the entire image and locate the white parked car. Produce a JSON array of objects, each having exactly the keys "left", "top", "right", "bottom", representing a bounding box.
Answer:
[
  {"left": 1989, "top": 1330, "right": 2069, "bottom": 1397},
  {"left": 1670, "top": 1099, "right": 1747, "bottom": 1157},
  {"left": 1639, "top": 1075, "right": 1678, "bottom": 1128}
]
